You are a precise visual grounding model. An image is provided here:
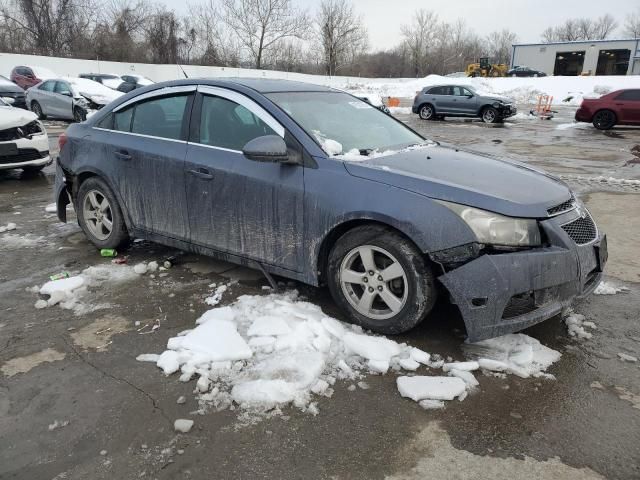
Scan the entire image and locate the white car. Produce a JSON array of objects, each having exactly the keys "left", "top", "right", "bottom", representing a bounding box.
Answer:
[
  {"left": 25, "top": 77, "right": 124, "bottom": 122},
  {"left": 0, "top": 98, "right": 50, "bottom": 173}
]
